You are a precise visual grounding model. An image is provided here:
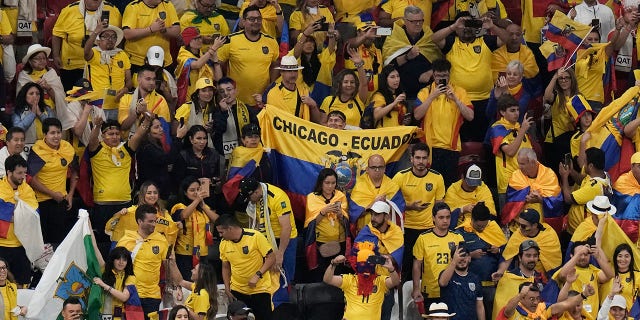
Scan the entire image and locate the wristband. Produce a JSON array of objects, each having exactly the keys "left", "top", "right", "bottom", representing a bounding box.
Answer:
[
  {"left": 256, "top": 270, "right": 263, "bottom": 278},
  {"left": 353, "top": 61, "right": 365, "bottom": 68},
  {"left": 276, "top": 11, "right": 283, "bottom": 15}
]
